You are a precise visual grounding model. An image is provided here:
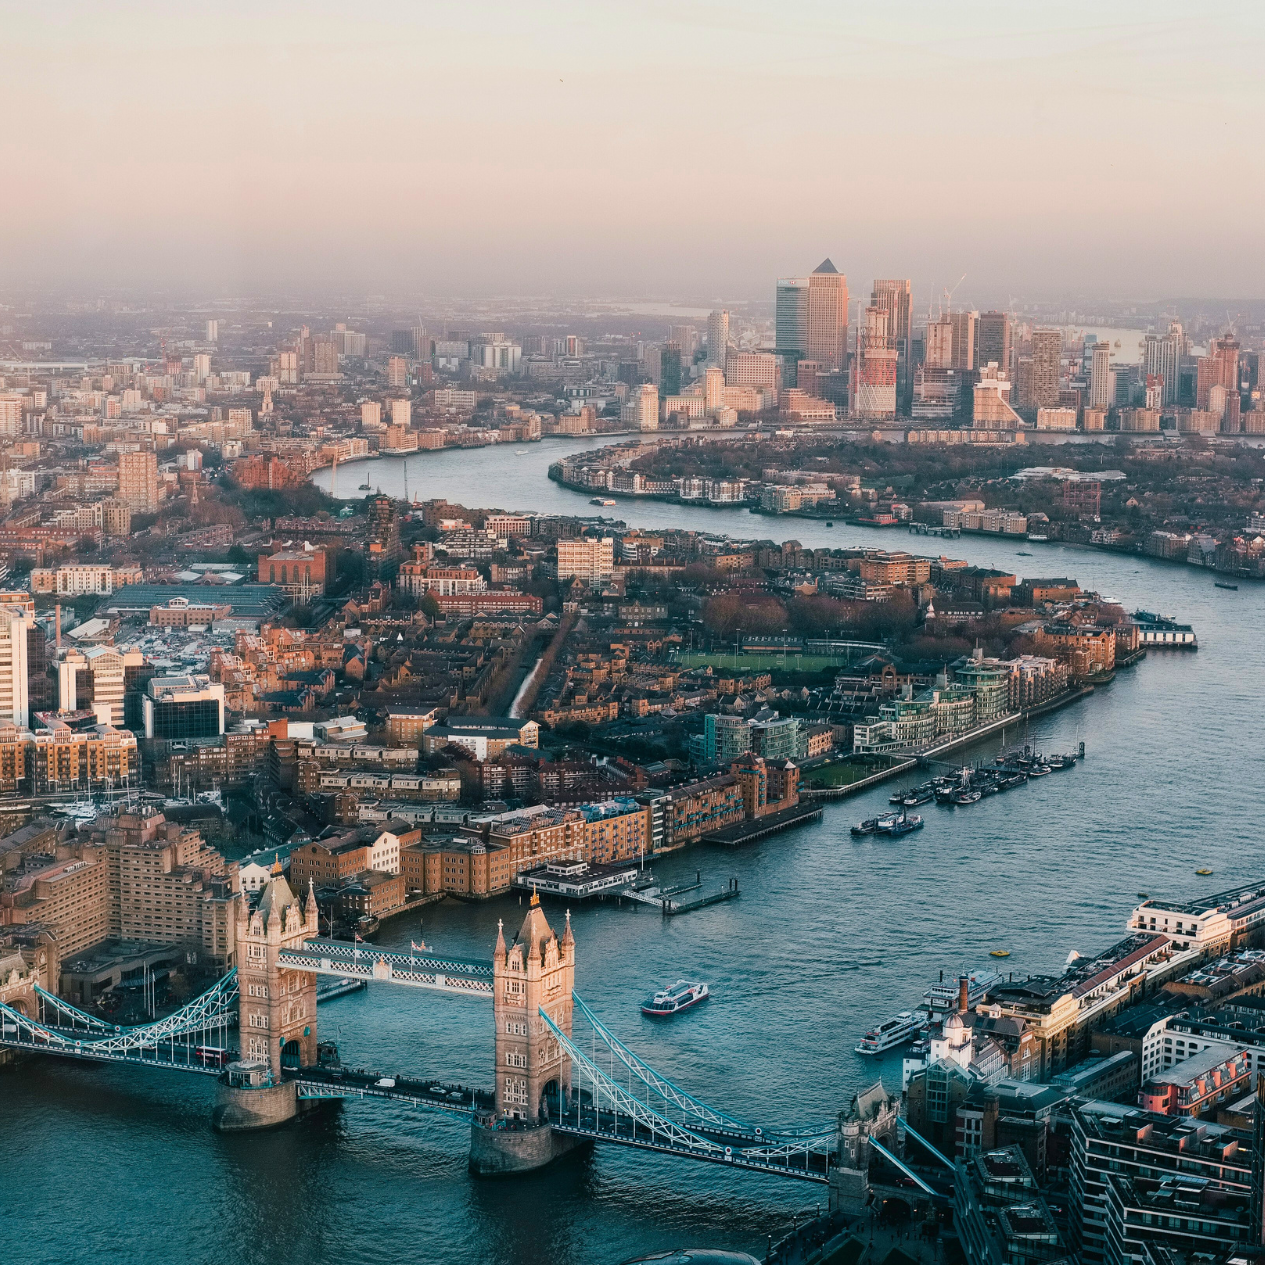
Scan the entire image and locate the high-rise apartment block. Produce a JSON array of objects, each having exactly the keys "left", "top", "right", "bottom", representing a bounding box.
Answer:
[
  {"left": 390, "top": 397, "right": 412, "bottom": 428},
  {"left": 387, "top": 356, "right": 408, "bottom": 389},
  {"left": 205, "top": 319, "right": 218, "bottom": 343},
  {"left": 1030, "top": 329, "right": 1063, "bottom": 409},
  {"left": 706, "top": 310, "right": 729, "bottom": 370},
  {"left": 806, "top": 260, "right": 848, "bottom": 372},
  {"left": 367, "top": 495, "right": 402, "bottom": 575},
  {"left": 1089, "top": 342, "right": 1112, "bottom": 408},
  {"left": 0, "top": 607, "right": 30, "bottom": 727},
  {"left": 361, "top": 401, "right": 382, "bottom": 428},
  {"left": 556, "top": 537, "right": 615, "bottom": 584},
  {"left": 118, "top": 451, "right": 158, "bottom": 513},
  {"left": 635, "top": 383, "right": 658, "bottom": 431},
  {"left": 1143, "top": 323, "right": 1184, "bottom": 406},
  {"left": 704, "top": 367, "right": 725, "bottom": 411}
]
